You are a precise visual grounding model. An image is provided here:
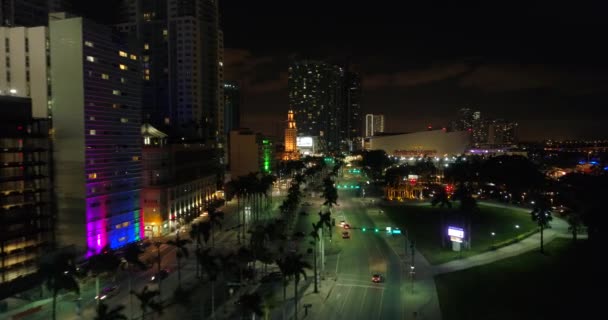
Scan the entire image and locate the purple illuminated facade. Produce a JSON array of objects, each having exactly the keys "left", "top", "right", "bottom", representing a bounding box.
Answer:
[{"left": 50, "top": 13, "right": 143, "bottom": 256}]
